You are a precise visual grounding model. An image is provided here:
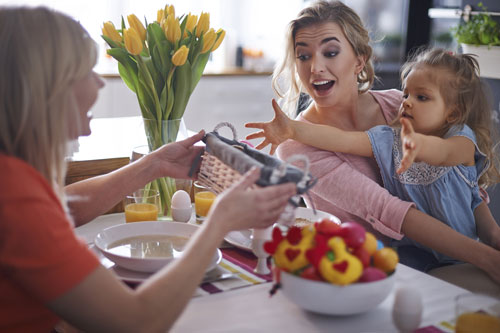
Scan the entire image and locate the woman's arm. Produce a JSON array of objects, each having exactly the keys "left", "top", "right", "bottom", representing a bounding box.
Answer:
[
  {"left": 277, "top": 138, "right": 412, "bottom": 240},
  {"left": 402, "top": 207, "right": 500, "bottom": 284},
  {"left": 474, "top": 201, "right": 500, "bottom": 250},
  {"left": 66, "top": 131, "right": 205, "bottom": 226},
  {"left": 49, "top": 169, "right": 296, "bottom": 332},
  {"left": 246, "top": 99, "right": 373, "bottom": 157},
  {"left": 397, "top": 118, "right": 475, "bottom": 174}
]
